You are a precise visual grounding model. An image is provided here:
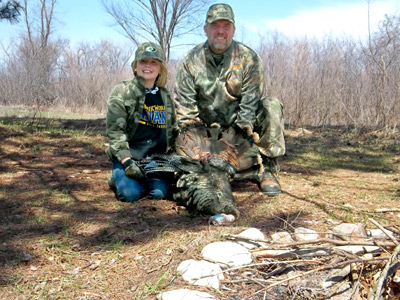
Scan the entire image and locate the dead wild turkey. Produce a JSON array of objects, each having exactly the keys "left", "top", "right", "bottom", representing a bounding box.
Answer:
[
  {"left": 138, "top": 124, "right": 260, "bottom": 217},
  {"left": 137, "top": 124, "right": 259, "bottom": 217},
  {"left": 137, "top": 153, "right": 239, "bottom": 216}
]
